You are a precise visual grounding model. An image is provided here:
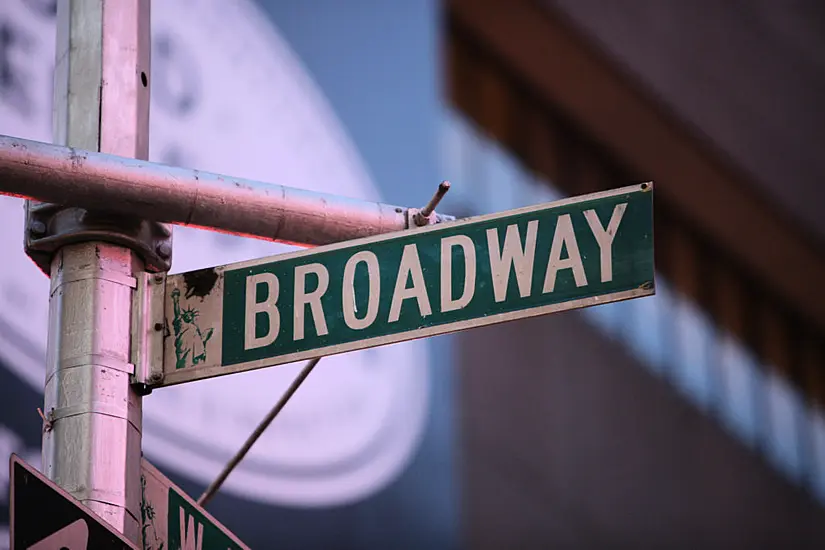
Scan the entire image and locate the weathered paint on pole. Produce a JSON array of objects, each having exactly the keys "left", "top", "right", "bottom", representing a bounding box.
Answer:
[{"left": 156, "top": 183, "right": 655, "bottom": 388}]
